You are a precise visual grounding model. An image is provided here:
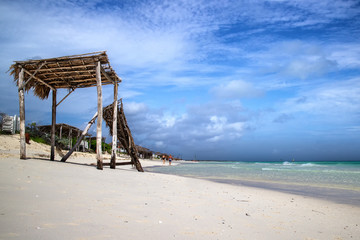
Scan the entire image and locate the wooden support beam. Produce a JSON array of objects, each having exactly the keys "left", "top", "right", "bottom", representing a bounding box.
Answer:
[
  {"left": 18, "top": 68, "right": 26, "bottom": 159},
  {"left": 21, "top": 67, "right": 55, "bottom": 90},
  {"left": 61, "top": 112, "right": 98, "bottom": 162},
  {"left": 103, "top": 161, "right": 132, "bottom": 166},
  {"left": 50, "top": 89, "right": 56, "bottom": 161},
  {"left": 100, "top": 66, "right": 115, "bottom": 83},
  {"left": 34, "top": 64, "right": 96, "bottom": 72},
  {"left": 56, "top": 88, "right": 75, "bottom": 107},
  {"left": 21, "top": 62, "right": 46, "bottom": 89},
  {"left": 96, "top": 61, "right": 103, "bottom": 170},
  {"left": 110, "top": 83, "right": 118, "bottom": 169}
]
